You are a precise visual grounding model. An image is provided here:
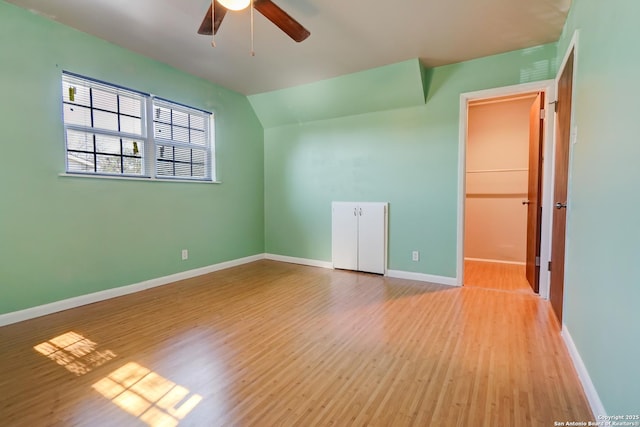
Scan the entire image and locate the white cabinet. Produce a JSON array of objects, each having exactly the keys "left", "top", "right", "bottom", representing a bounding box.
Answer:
[{"left": 332, "top": 202, "right": 388, "bottom": 274}]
